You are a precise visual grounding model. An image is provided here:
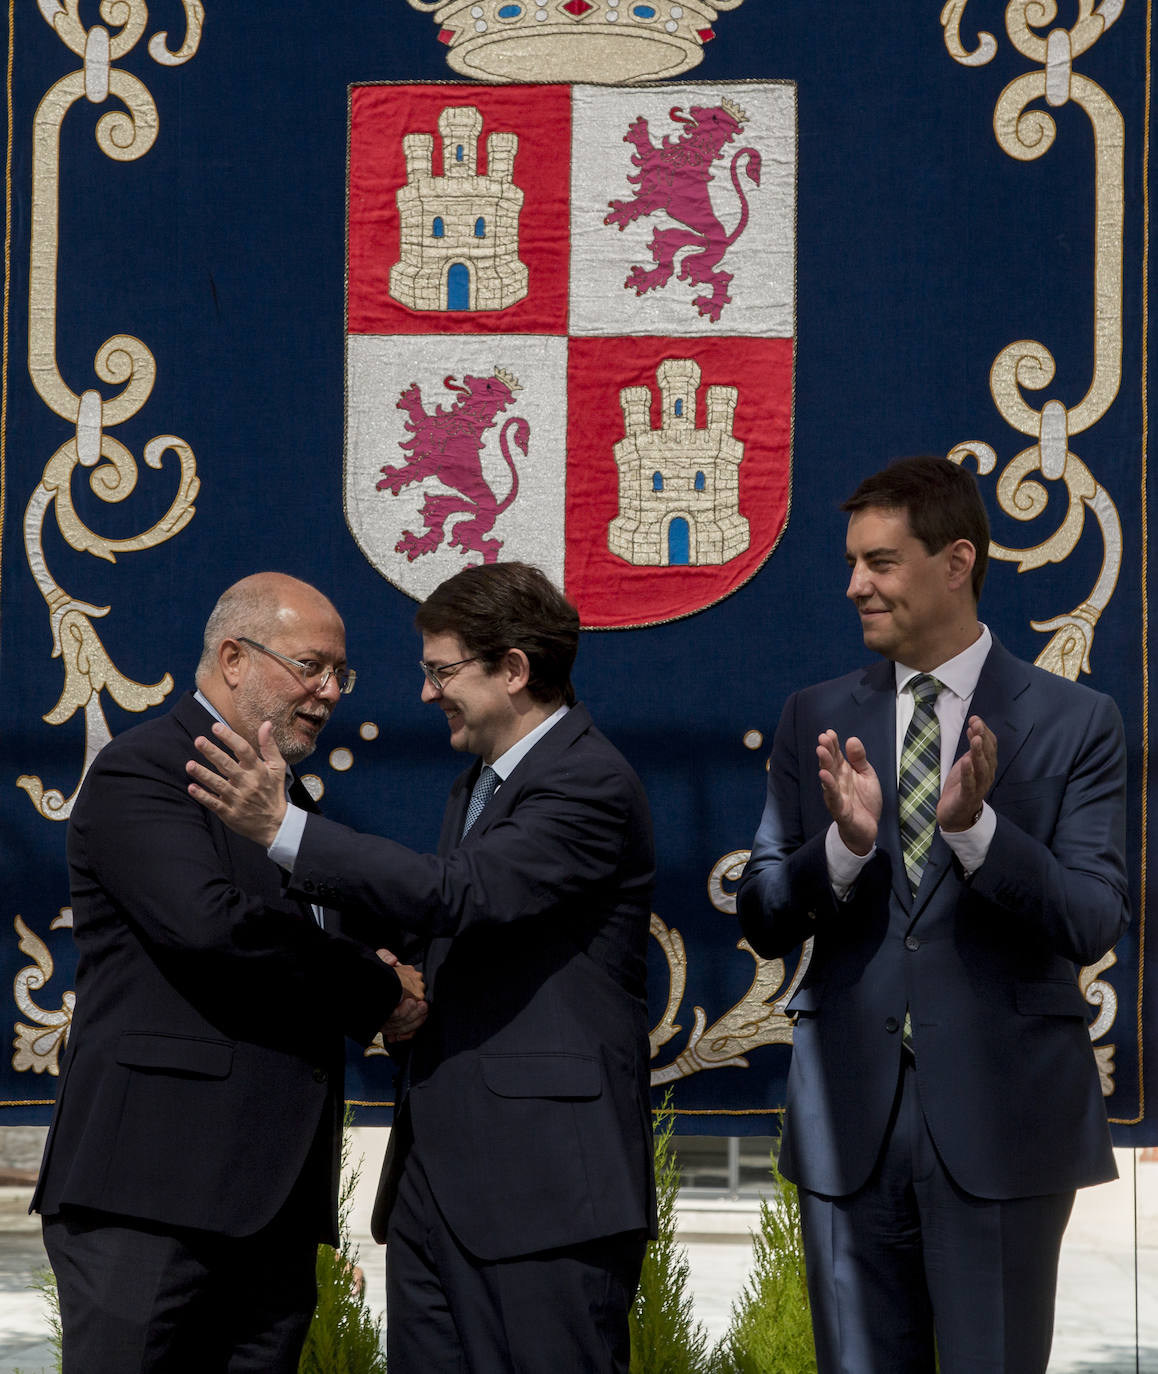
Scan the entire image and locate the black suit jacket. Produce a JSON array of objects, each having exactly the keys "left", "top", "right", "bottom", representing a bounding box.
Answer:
[
  {"left": 738, "top": 639, "right": 1128, "bottom": 1200},
  {"left": 33, "top": 692, "right": 401, "bottom": 1243},
  {"left": 289, "top": 704, "right": 658, "bottom": 1260}
]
